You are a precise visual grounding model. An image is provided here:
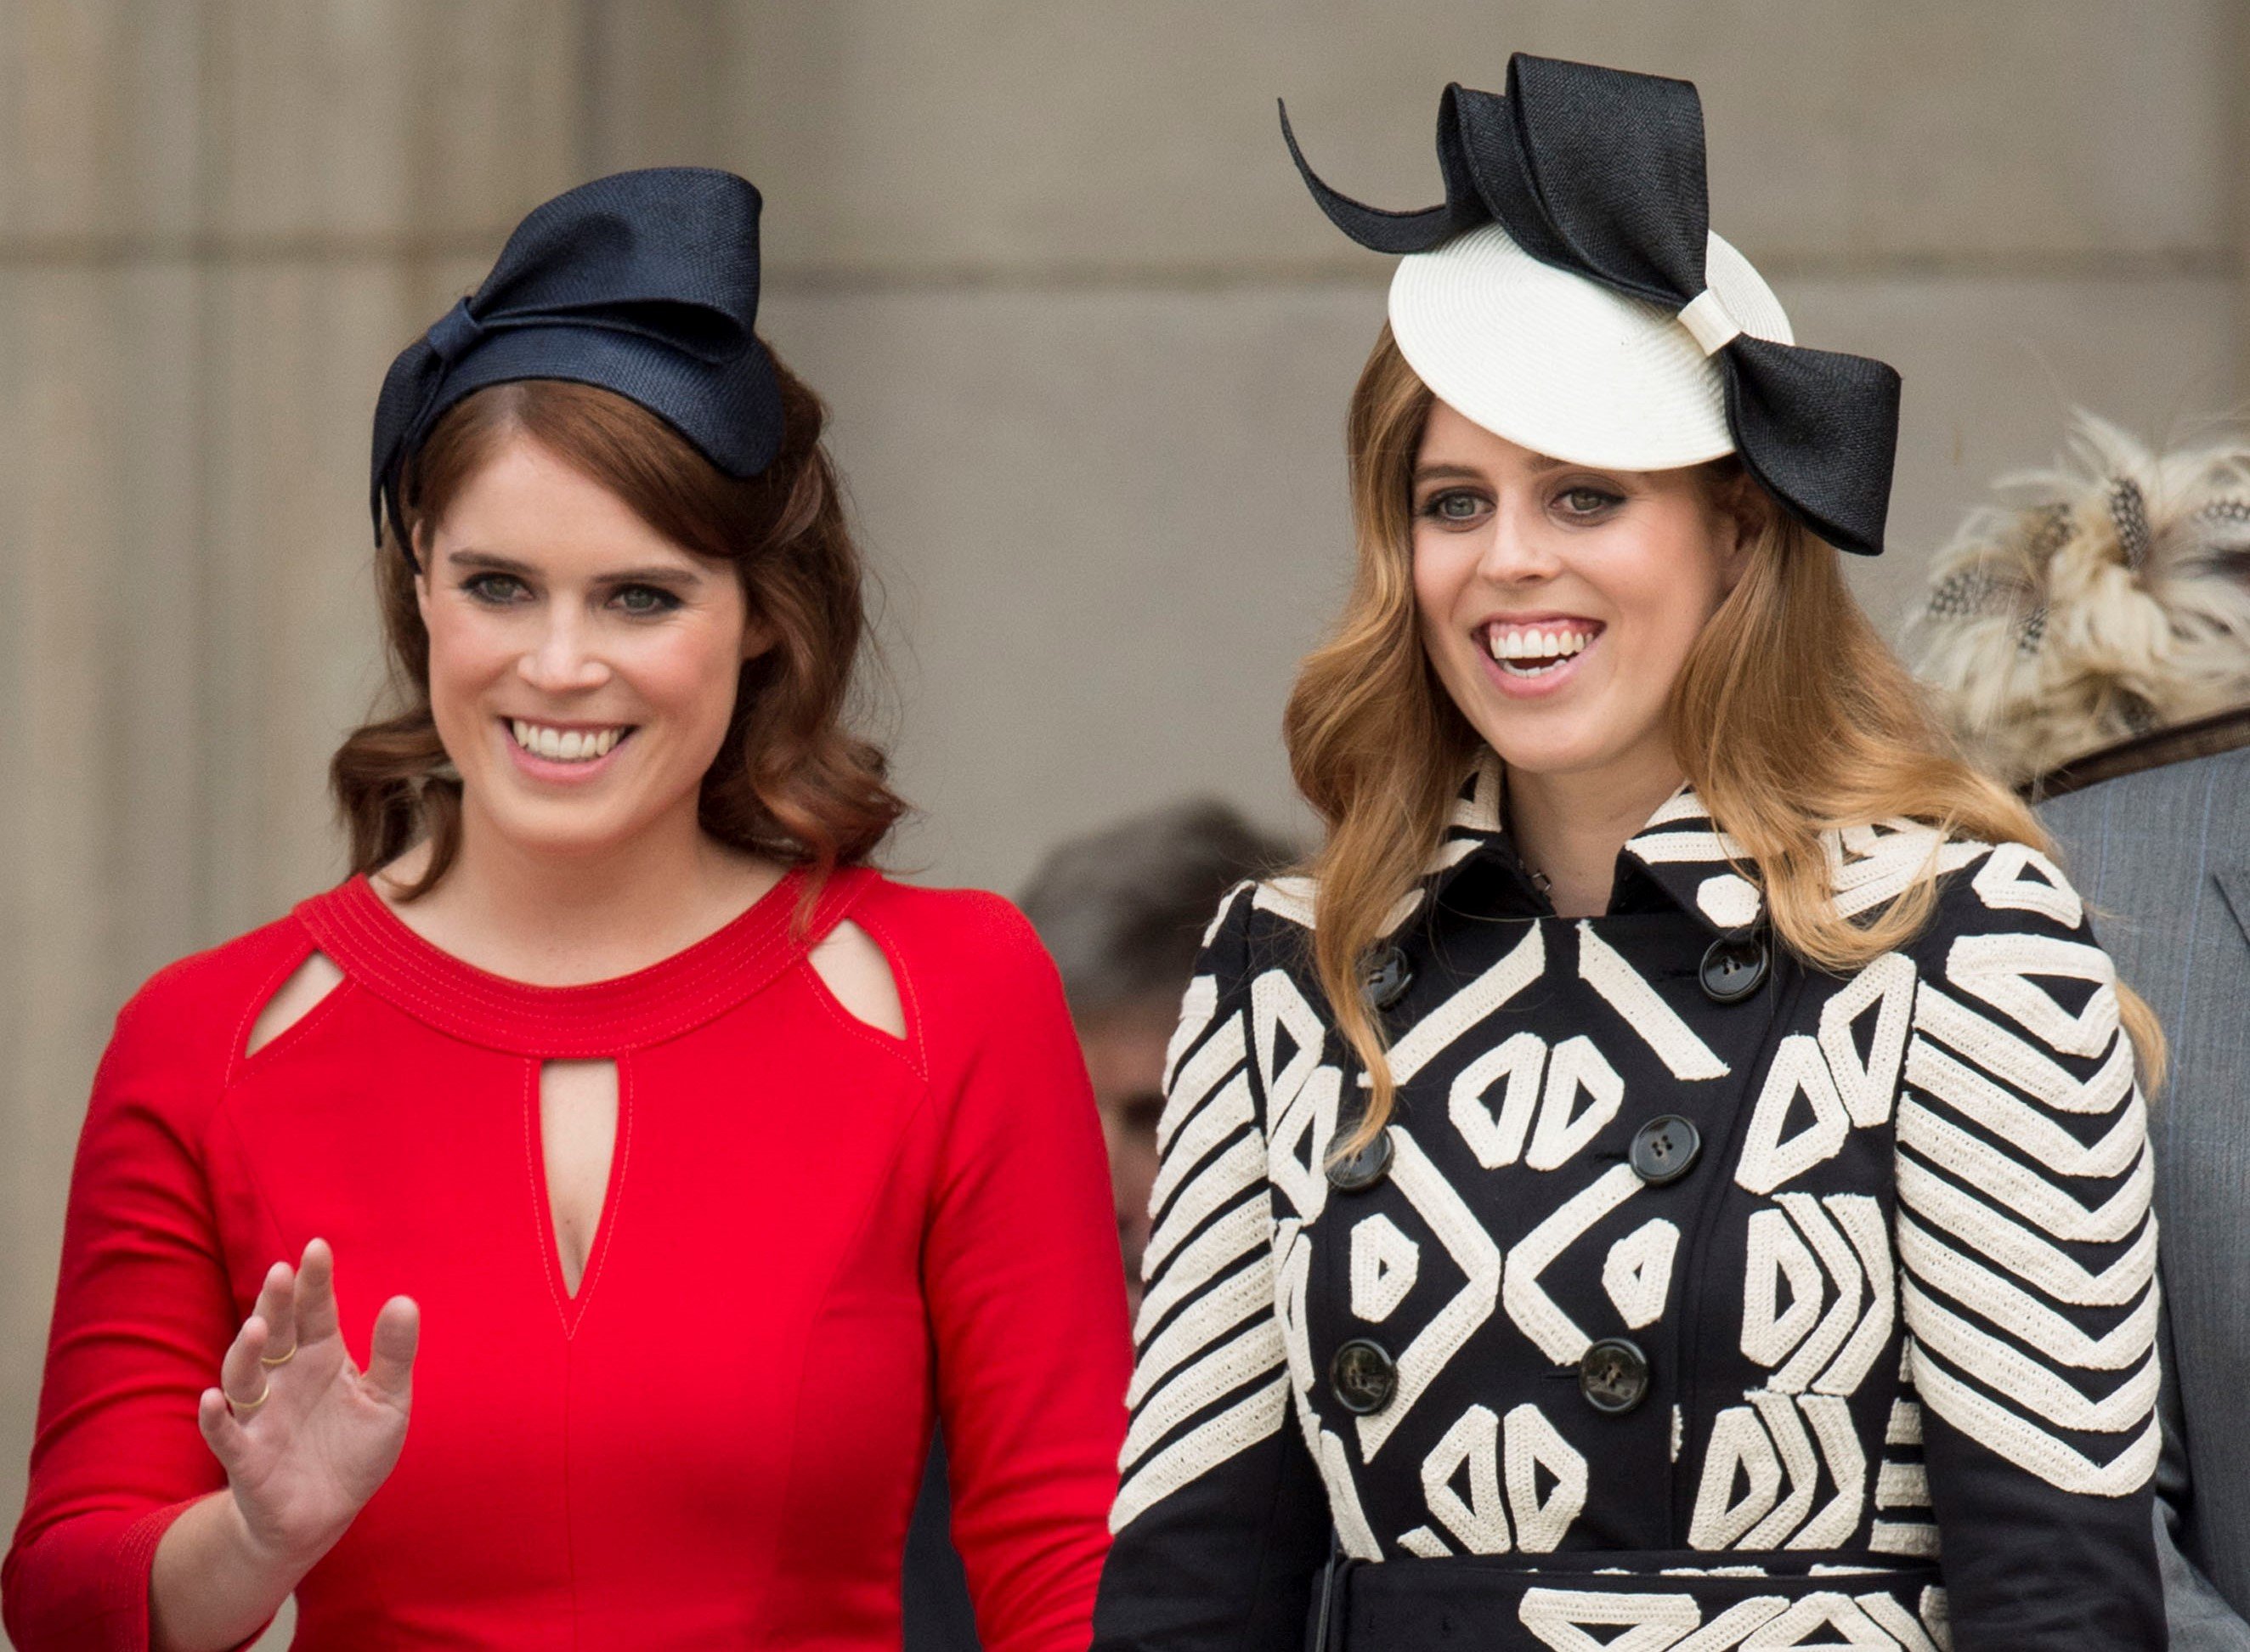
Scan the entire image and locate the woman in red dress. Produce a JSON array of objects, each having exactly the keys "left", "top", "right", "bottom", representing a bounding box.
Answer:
[{"left": 3, "top": 168, "right": 1132, "bottom": 1651}]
